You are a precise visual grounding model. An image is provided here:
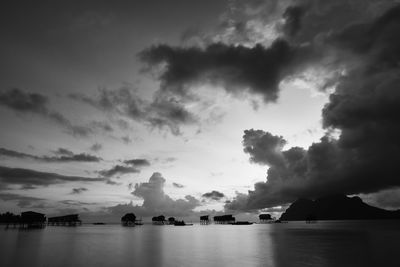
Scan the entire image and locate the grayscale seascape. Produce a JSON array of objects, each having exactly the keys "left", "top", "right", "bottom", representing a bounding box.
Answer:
[
  {"left": 1, "top": 221, "right": 399, "bottom": 267},
  {"left": 1, "top": 1, "right": 400, "bottom": 266}
]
